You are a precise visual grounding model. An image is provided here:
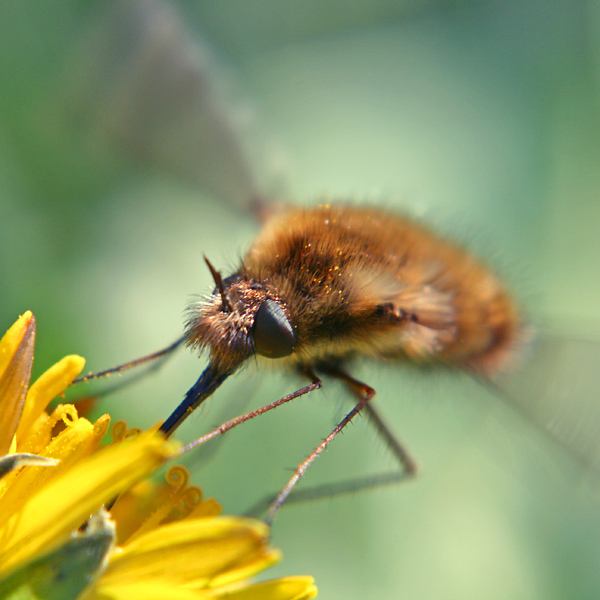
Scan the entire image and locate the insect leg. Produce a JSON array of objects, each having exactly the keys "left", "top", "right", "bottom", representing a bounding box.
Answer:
[
  {"left": 73, "top": 335, "right": 186, "bottom": 384},
  {"left": 263, "top": 370, "right": 380, "bottom": 525},
  {"left": 246, "top": 367, "right": 416, "bottom": 523},
  {"left": 327, "top": 366, "right": 417, "bottom": 476},
  {"left": 66, "top": 336, "right": 186, "bottom": 412},
  {"left": 173, "top": 373, "right": 322, "bottom": 456}
]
